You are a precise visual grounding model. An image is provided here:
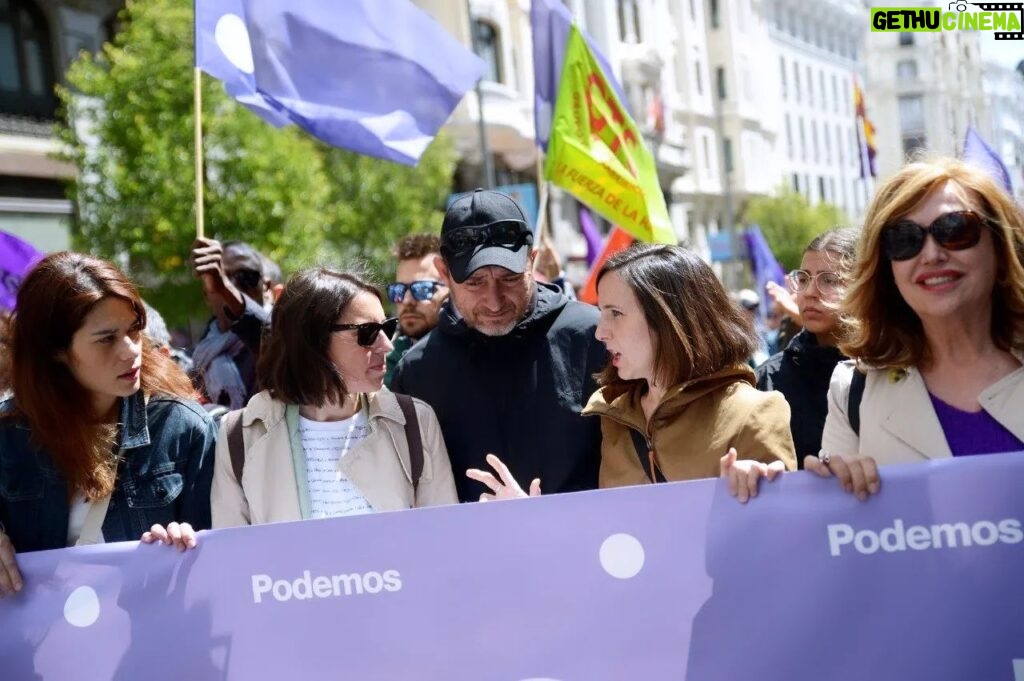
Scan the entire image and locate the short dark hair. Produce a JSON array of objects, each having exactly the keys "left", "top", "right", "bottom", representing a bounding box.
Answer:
[
  {"left": 257, "top": 267, "right": 381, "bottom": 406},
  {"left": 596, "top": 244, "right": 757, "bottom": 388},
  {"left": 393, "top": 233, "right": 441, "bottom": 261}
]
